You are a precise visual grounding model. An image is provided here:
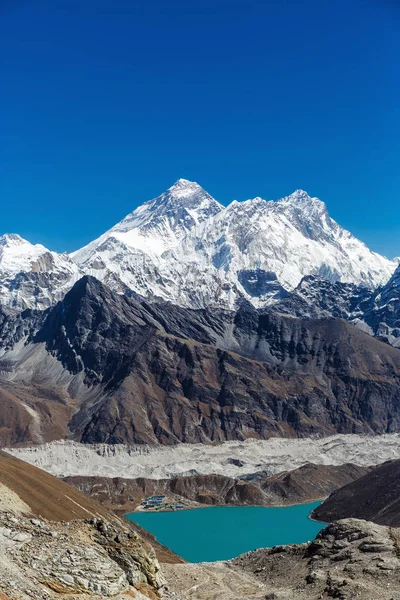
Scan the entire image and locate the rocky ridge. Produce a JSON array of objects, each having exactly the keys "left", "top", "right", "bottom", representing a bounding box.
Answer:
[
  {"left": 65, "top": 463, "right": 370, "bottom": 513},
  {"left": 274, "top": 270, "right": 400, "bottom": 347},
  {"left": 164, "top": 519, "right": 400, "bottom": 599},
  {"left": 0, "top": 512, "right": 165, "bottom": 600},
  {"left": 0, "top": 450, "right": 180, "bottom": 600}
]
